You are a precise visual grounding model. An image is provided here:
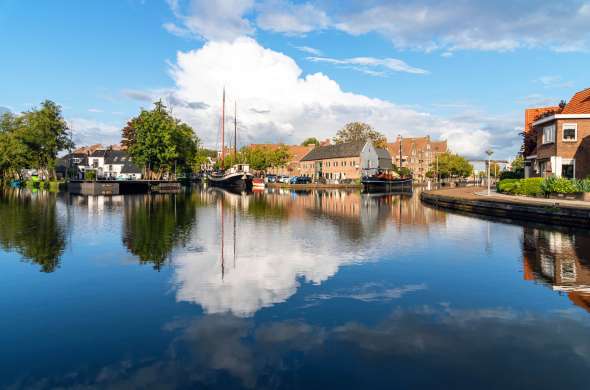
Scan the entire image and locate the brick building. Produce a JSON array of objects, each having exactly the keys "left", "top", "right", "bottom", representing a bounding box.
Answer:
[
  {"left": 299, "top": 141, "right": 392, "bottom": 181},
  {"left": 524, "top": 88, "right": 590, "bottom": 179},
  {"left": 387, "top": 136, "right": 447, "bottom": 182}
]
